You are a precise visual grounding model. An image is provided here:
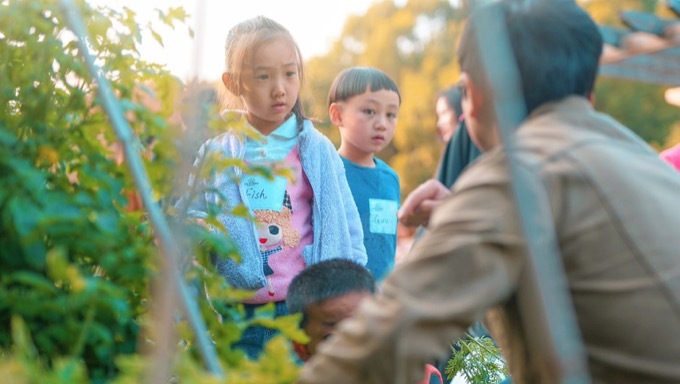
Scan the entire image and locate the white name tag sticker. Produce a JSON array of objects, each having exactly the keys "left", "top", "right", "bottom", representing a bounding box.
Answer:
[
  {"left": 369, "top": 198, "right": 398, "bottom": 235},
  {"left": 240, "top": 175, "right": 287, "bottom": 211}
]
